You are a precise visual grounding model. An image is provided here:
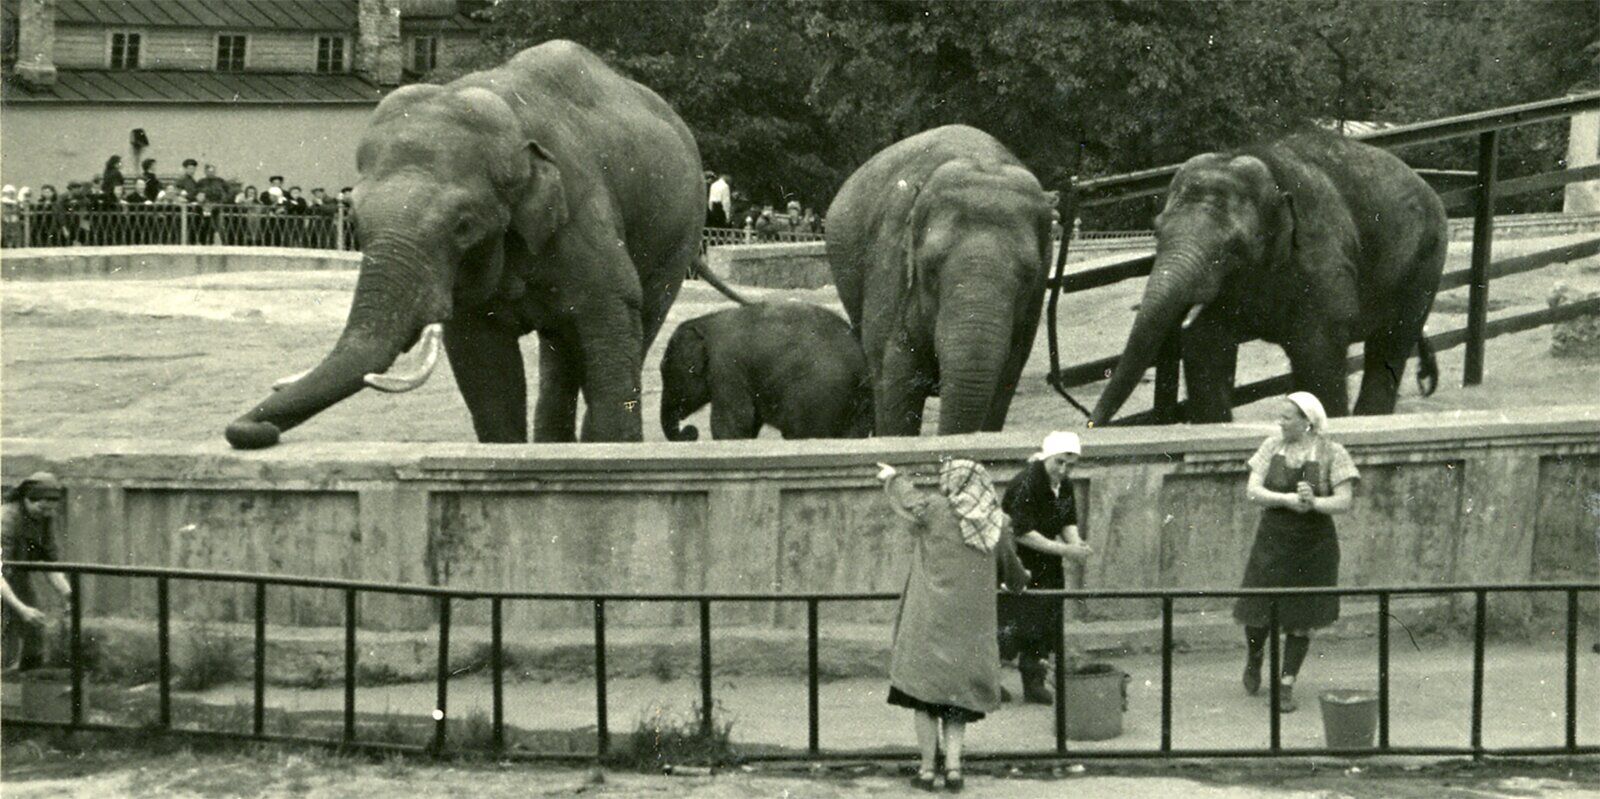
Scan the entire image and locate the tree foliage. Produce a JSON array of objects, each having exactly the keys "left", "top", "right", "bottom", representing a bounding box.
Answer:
[{"left": 444, "top": 0, "right": 1598, "bottom": 223}]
